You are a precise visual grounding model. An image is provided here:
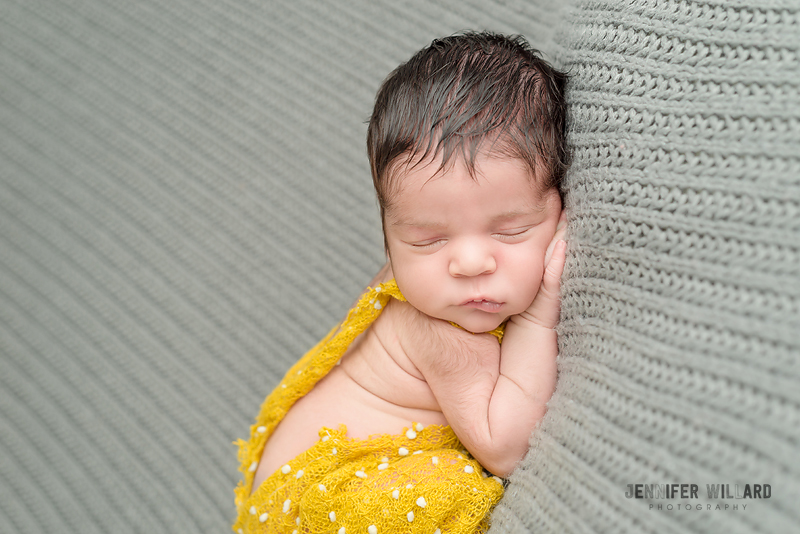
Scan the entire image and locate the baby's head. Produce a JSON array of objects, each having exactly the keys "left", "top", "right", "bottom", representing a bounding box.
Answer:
[{"left": 367, "top": 32, "right": 568, "bottom": 333}]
